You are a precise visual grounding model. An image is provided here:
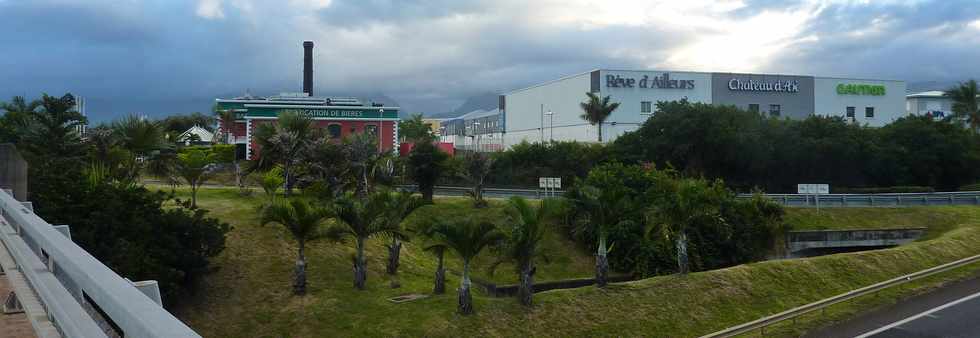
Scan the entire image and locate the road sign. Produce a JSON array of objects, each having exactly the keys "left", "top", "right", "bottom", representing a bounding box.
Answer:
[
  {"left": 539, "top": 177, "right": 561, "bottom": 189},
  {"left": 797, "top": 184, "right": 829, "bottom": 195}
]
